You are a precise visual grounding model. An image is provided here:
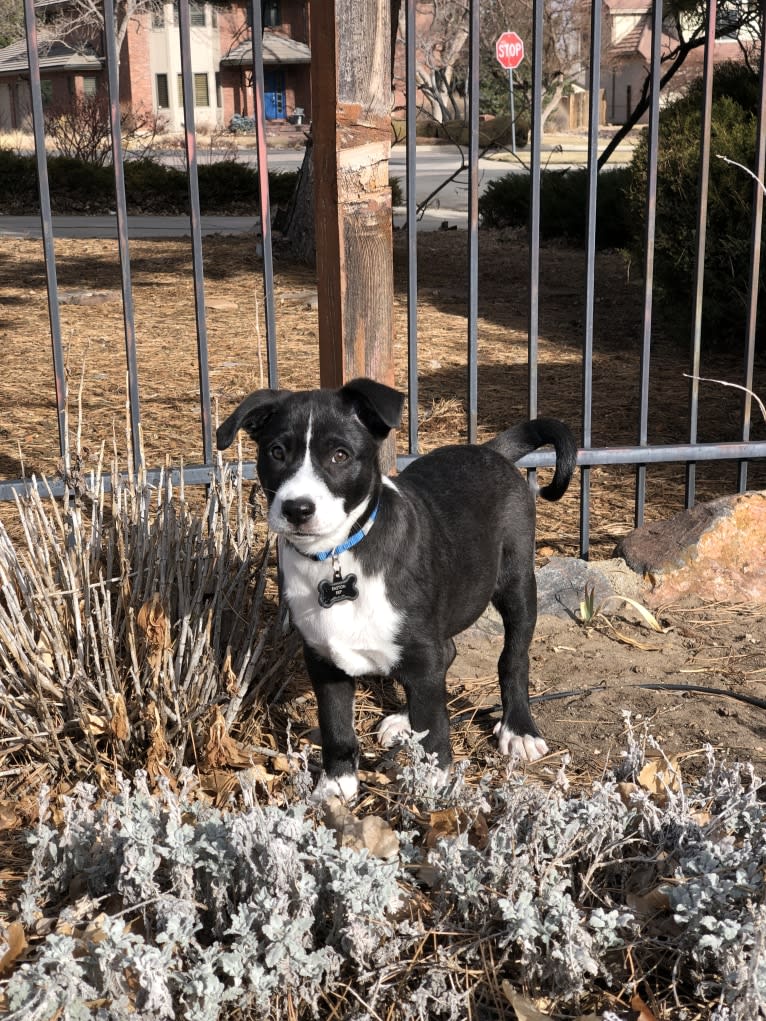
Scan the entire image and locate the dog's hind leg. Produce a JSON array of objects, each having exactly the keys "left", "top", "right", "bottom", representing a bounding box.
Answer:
[
  {"left": 304, "top": 644, "right": 360, "bottom": 800},
  {"left": 491, "top": 563, "right": 549, "bottom": 763}
]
